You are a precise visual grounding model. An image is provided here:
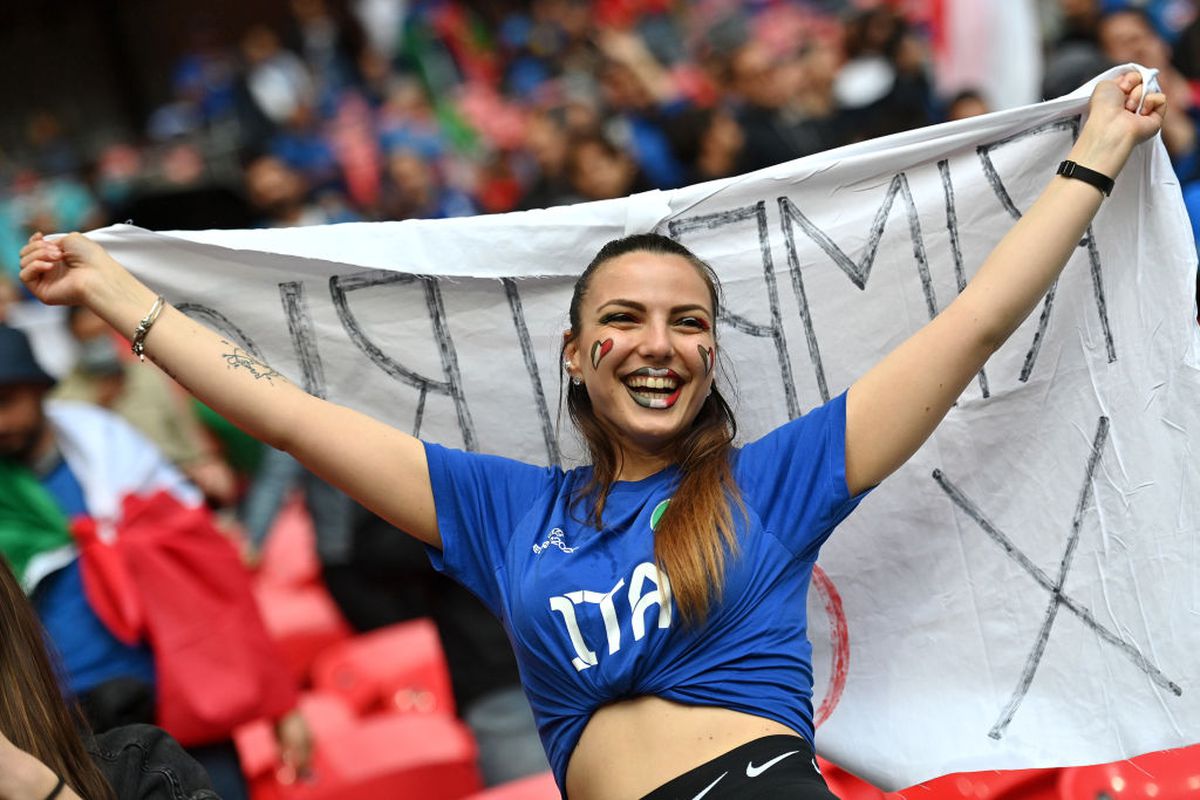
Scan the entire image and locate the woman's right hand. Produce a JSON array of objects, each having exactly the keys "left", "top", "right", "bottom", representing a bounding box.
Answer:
[{"left": 18, "top": 231, "right": 120, "bottom": 309}]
